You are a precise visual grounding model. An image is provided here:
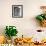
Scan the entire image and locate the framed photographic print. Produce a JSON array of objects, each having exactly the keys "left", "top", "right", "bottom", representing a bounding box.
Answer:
[{"left": 12, "top": 5, "right": 23, "bottom": 18}]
